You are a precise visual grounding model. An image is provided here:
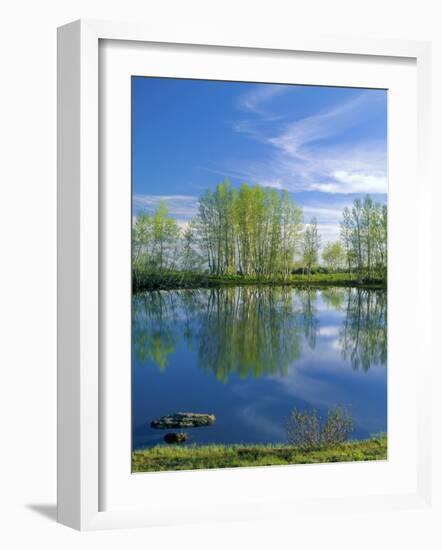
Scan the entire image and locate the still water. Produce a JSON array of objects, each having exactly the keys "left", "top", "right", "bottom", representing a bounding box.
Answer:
[{"left": 132, "top": 286, "right": 387, "bottom": 450}]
